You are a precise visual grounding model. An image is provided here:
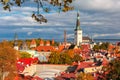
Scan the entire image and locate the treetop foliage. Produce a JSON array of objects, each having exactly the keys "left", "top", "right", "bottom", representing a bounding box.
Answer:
[
  {"left": 0, "top": 41, "right": 18, "bottom": 80},
  {"left": 19, "top": 51, "right": 31, "bottom": 58},
  {"left": 76, "top": 72, "right": 94, "bottom": 80},
  {"left": 93, "top": 42, "right": 110, "bottom": 51},
  {"left": 48, "top": 51, "right": 83, "bottom": 65},
  {"left": 97, "top": 58, "right": 120, "bottom": 80},
  {"left": 0, "top": 0, "right": 75, "bottom": 24}
]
